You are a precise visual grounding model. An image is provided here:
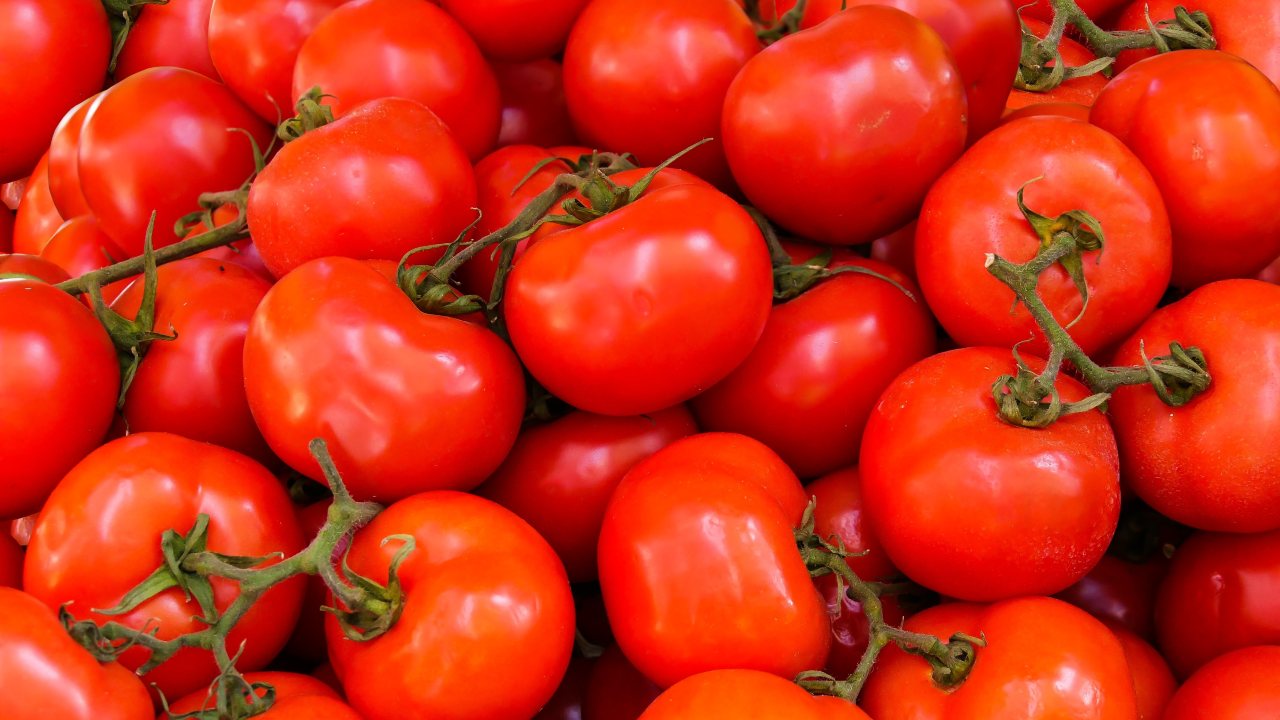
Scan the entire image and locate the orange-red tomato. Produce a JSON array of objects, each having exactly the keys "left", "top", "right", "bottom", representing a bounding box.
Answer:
[
  {"left": 1162, "top": 646, "right": 1280, "bottom": 719},
  {"left": 639, "top": 669, "right": 869, "bottom": 719}
]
